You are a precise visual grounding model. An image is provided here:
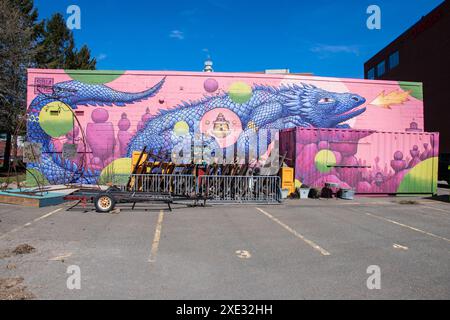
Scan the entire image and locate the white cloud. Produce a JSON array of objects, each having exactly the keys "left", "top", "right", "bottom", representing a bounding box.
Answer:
[
  {"left": 97, "top": 53, "right": 107, "bottom": 61},
  {"left": 169, "top": 30, "right": 185, "bottom": 40},
  {"left": 206, "top": 0, "right": 230, "bottom": 10},
  {"left": 310, "top": 44, "right": 360, "bottom": 56},
  {"left": 202, "top": 48, "right": 210, "bottom": 57}
]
